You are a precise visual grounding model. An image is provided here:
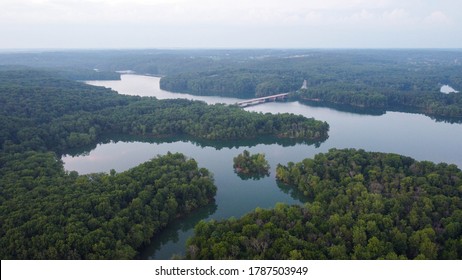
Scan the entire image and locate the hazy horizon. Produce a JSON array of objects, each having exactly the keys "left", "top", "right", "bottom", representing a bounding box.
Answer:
[{"left": 2, "top": 47, "right": 462, "bottom": 52}]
